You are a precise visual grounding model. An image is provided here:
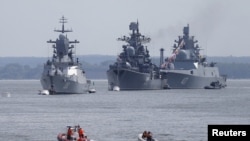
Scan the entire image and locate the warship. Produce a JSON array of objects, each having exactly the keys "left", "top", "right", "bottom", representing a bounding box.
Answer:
[
  {"left": 107, "top": 21, "right": 166, "bottom": 90},
  {"left": 160, "top": 24, "right": 227, "bottom": 89},
  {"left": 40, "top": 16, "right": 93, "bottom": 94}
]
